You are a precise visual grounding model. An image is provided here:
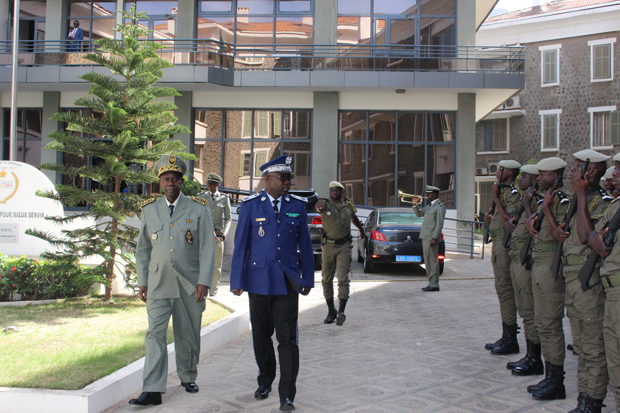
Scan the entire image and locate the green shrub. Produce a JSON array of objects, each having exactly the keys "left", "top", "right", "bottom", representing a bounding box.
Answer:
[
  {"left": 0, "top": 255, "right": 107, "bottom": 301},
  {"left": 181, "top": 180, "right": 202, "bottom": 197}
]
